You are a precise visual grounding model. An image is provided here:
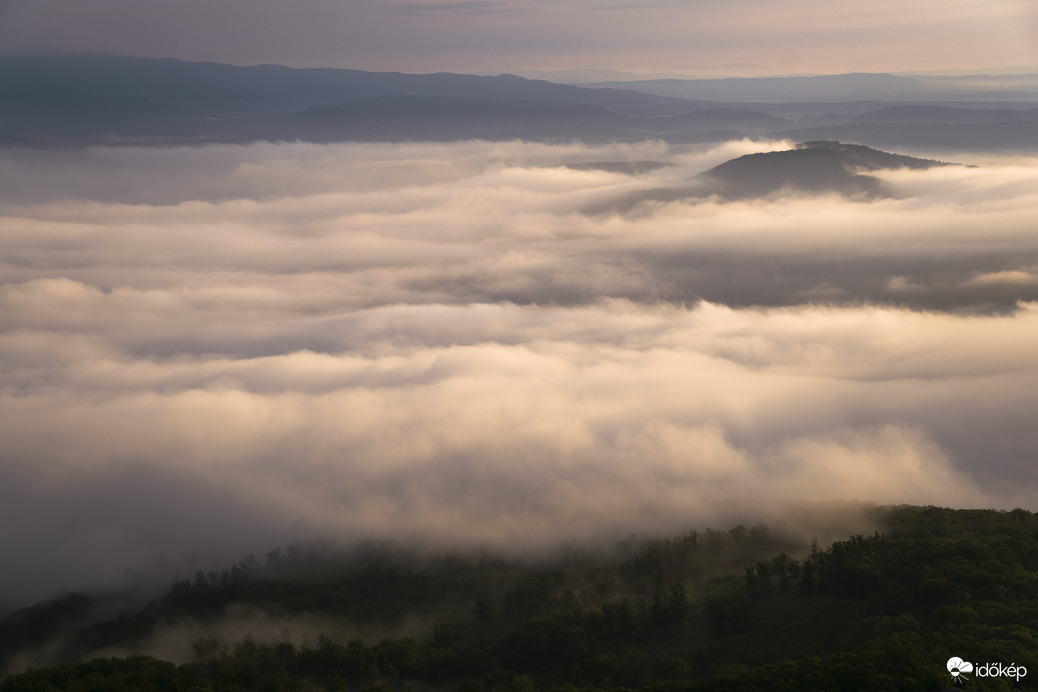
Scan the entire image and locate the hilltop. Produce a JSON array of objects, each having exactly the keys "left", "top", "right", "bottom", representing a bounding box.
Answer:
[
  {"left": 695, "top": 141, "right": 951, "bottom": 200},
  {"left": 587, "top": 141, "right": 954, "bottom": 214}
]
